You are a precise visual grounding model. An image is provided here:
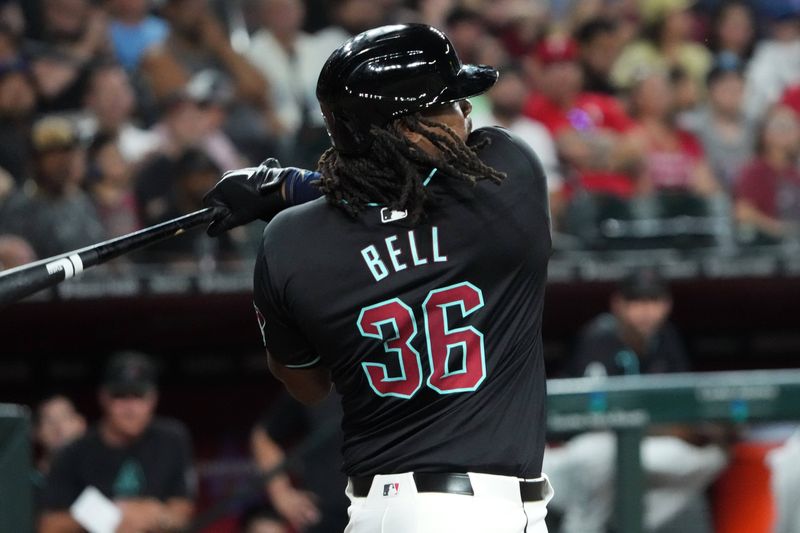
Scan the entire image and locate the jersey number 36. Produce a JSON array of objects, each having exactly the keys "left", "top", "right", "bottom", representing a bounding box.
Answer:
[{"left": 357, "top": 282, "right": 485, "bottom": 398}]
